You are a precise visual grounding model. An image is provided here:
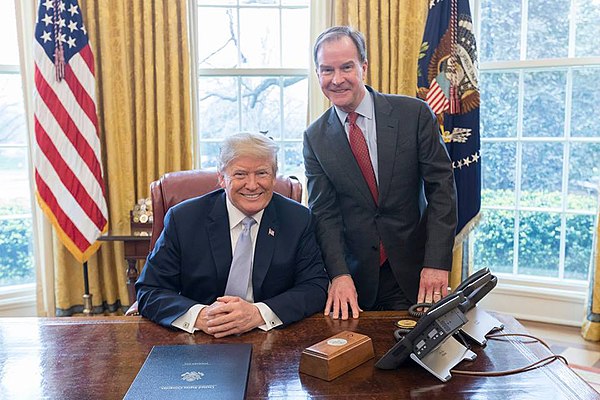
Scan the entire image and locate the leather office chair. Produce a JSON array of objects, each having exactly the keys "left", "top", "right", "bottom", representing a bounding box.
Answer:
[{"left": 125, "top": 169, "right": 303, "bottom": 315}]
